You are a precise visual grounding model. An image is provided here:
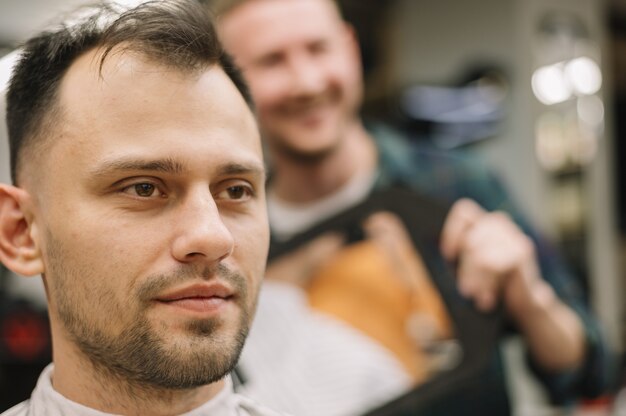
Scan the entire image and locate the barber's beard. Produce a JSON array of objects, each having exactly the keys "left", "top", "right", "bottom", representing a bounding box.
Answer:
[
  {"left": 270, "top": 137, "right": 339, "bottom": 165},
  {"left": 45, "top": 232, "right": 251, "bottom": 391},
  {"left": 265, "top": 122, "right": 344, "bottom": 166},
  {"left": 264, "top": 102, "right": 353, "bottom": 166}
]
